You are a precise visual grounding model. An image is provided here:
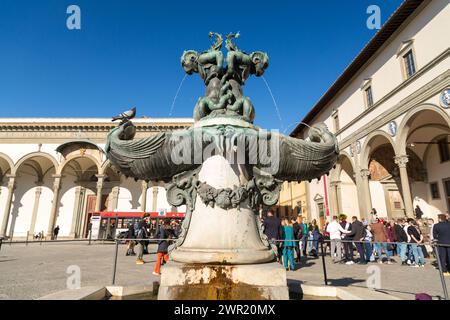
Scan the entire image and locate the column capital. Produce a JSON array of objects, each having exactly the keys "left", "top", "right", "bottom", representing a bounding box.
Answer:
[
  {"left": 52, "top": 174, "right": 62, "bottom": 190},
  {"left": 394, "top": 155, "right": 409, "bottom": 168},
  {"left": 360, "top": 169, "right": 371, "bottom": 179},
  {"left": 96, "top": 174, "right": 105, "bottom": 189},
  {"left": 6, "top": 174, "right": 16, "bottom": 190},
  {"left": 329, "top": 180, "right": 341, "bottom": 187}
]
